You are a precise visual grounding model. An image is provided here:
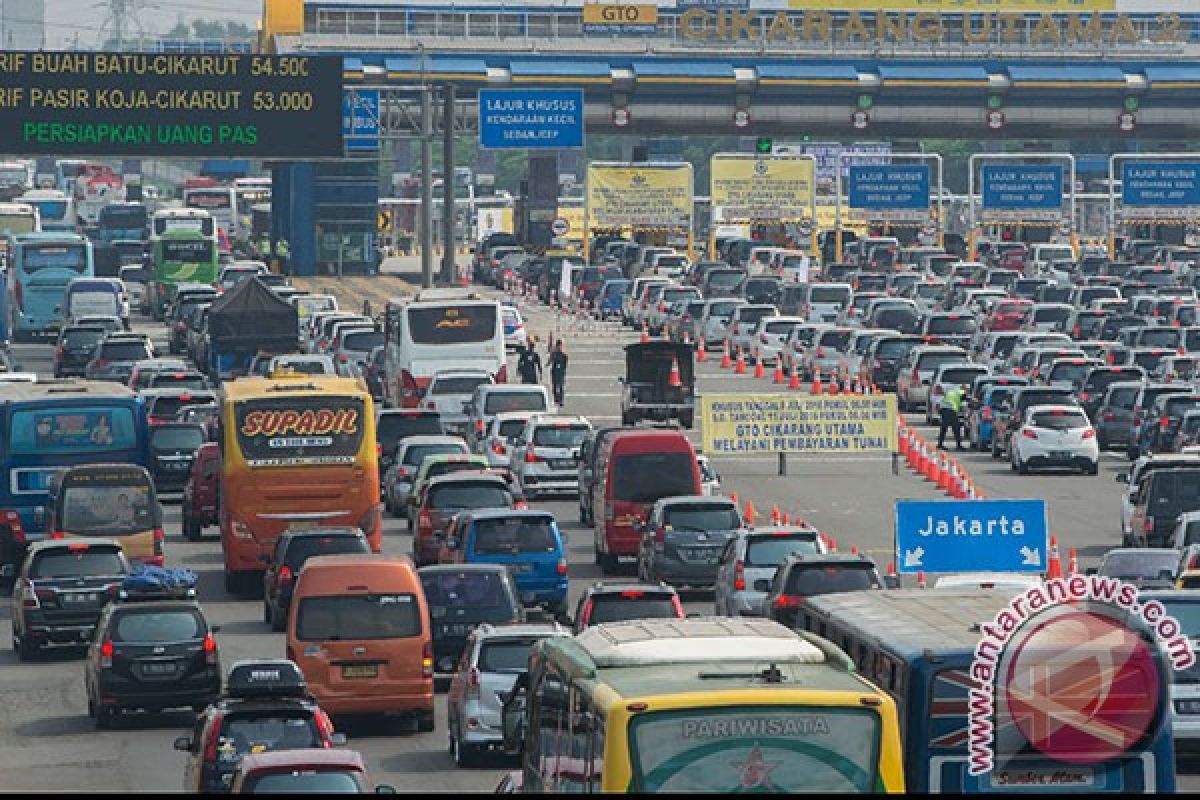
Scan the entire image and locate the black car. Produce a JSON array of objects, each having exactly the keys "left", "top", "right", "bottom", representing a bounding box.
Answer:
[
  {"left": 175, "top": 659, "right": 344, "bottom": 793},
  {"left": 864, "top": 334, "right": 922, "bottom": 392},
  {"left": 570, "top": 580, "right": 684, "bottom": 634},
  {"left": 742, "top": 276, "right": 782, "bottom": 306},
  {"left": 144, "top": 389, "right": 218, "bottom": 425},
  {"left": 54, "top": 325, "right": 106, "bottom": 377},
  {"left": 84, "top": 579, "right": 222, "bottom": 728},
  {"left": 763, "top": 553, "right": 884, "bottom": 628},
  {"left": 10, "top": 539, "right": 130, "bottom": 660},
  {"left": 377, "top": 409, "right": 445, "bottom": 480},
  {"left": 149, "top": 422, "right": 208, "bottom": 493},
  {"left": 417, "top": 564, "right": 524, "bottom": 676},
  {"left": 262, "top": 528, "right": 371, "bottom": 632}
]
